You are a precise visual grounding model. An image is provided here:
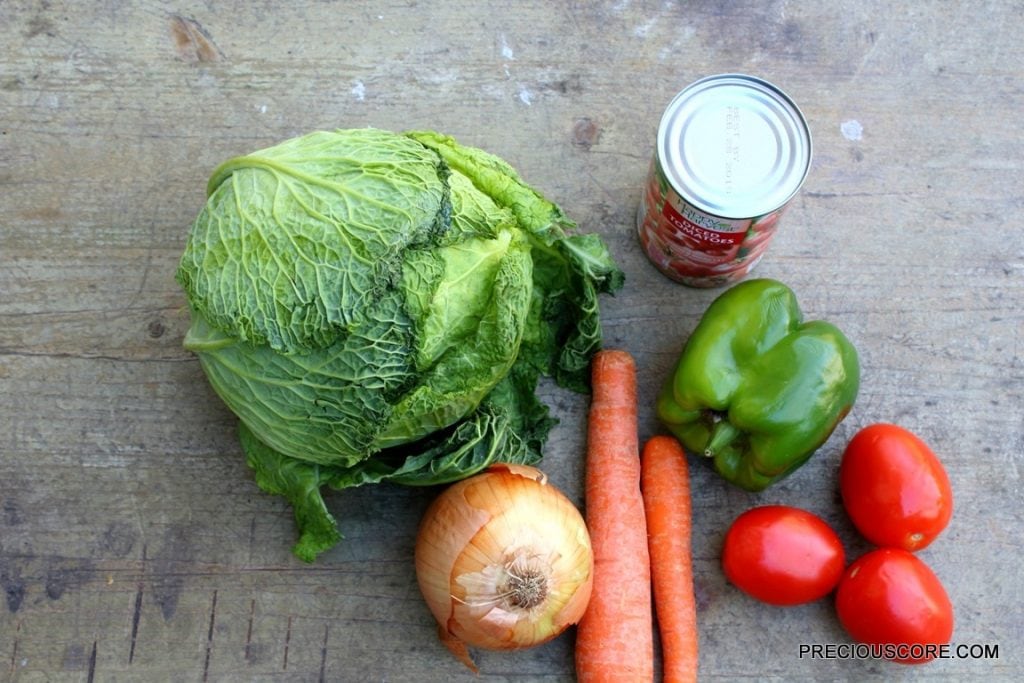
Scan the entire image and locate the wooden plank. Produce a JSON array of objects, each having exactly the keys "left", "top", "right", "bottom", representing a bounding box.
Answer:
[{"left": 1, "top": 0, "right": 1021, "bottom": 680}]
